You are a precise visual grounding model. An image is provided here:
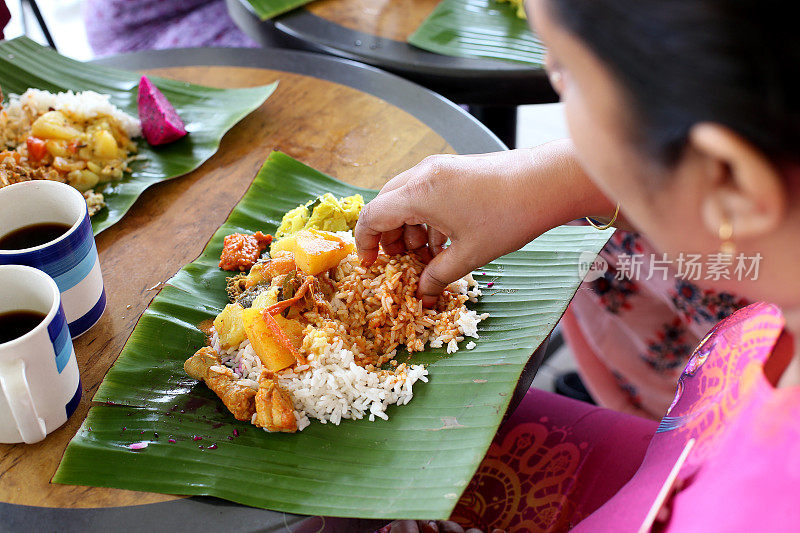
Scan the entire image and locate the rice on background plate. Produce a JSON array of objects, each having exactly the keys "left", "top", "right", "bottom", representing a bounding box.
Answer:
[{"left": 0, "top": 88, "right": 141, "bottom": 215}]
